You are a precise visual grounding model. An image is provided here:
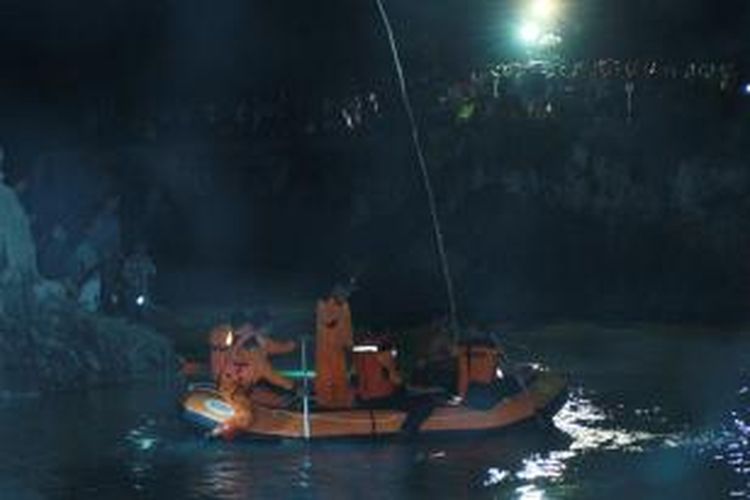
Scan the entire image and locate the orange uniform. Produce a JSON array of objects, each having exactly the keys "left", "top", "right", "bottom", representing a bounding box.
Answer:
[
  {"left": 454, "top": 345, "right": 501, "bottom": 399},
  {"left": 210, "top": 324, "right": 296, "bottom": 389},
  {"left": 209, "top": 325, "right": 235, "bottom": 381},
  {"left": 218, "top": 345, "right": 295, "bottom": 392},
  {"left": 209, "top": 324, "right": 297, "bottom": 435},
  {"left": 314, "top": 297, "right": 354, "bottom": 408},
  {"left": 354, "top": 349, "right": 402, "bottom": 401}
]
